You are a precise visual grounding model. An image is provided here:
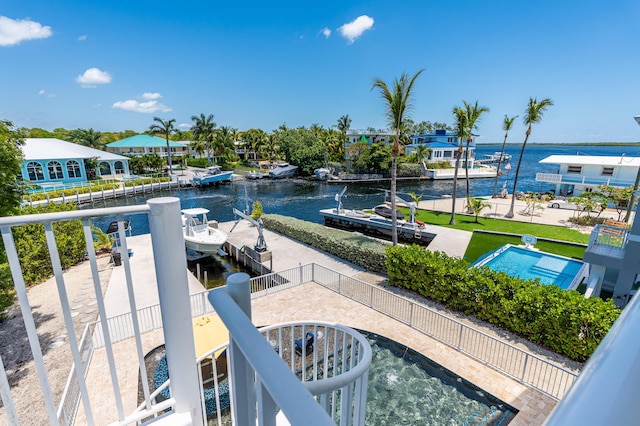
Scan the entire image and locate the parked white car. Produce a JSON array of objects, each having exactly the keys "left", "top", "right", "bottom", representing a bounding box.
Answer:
[{"left": 548, "top": 199, "right": 603, "bottom": 212}]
